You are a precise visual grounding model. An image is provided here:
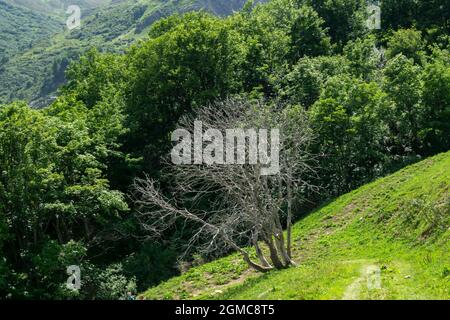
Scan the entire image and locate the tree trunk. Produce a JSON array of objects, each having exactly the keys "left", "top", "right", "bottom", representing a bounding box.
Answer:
[
  {"left": 221, "top": 231, "right": 273, "bottom": 272},
  {"left": 242, "top": 254, "right": 273, "bottom": 273},
  {"left": 264, "top": 236, "right": 285, "bottom": 269},
  {"left": 273, "top": 210, "right": 297, "bottom": 267},
  {"left": 253, "top": 234, "right": 272, "bottom": 268}
]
